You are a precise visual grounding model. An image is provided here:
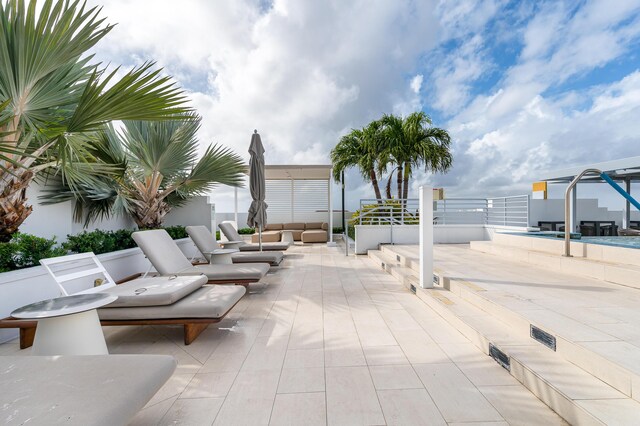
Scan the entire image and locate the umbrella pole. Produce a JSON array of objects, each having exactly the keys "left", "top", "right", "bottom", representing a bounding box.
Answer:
[{"left": 259, "top": 226, "right": 263, "bottom": 252}]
